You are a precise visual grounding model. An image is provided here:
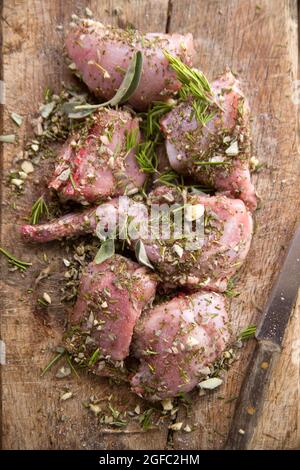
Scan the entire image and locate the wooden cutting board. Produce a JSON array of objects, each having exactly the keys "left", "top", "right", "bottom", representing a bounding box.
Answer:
[{"left": 1, "top": 0, "right": 300, "bottom": 450}]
